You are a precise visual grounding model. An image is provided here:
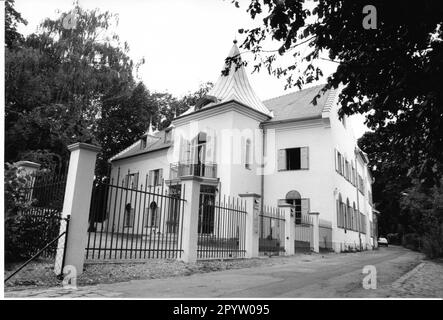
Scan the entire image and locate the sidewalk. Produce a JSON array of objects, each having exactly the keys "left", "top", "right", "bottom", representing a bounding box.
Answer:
[{"left": 390, "top": 260, "right": 443, "bottom": 298}]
